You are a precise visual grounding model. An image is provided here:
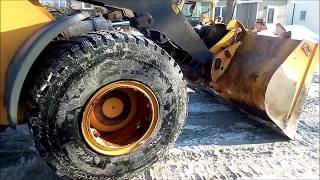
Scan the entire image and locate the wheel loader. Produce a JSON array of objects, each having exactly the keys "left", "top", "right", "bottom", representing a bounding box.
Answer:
[{"left": 0, "top": 0, "right": 319, "bottom": 179}]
